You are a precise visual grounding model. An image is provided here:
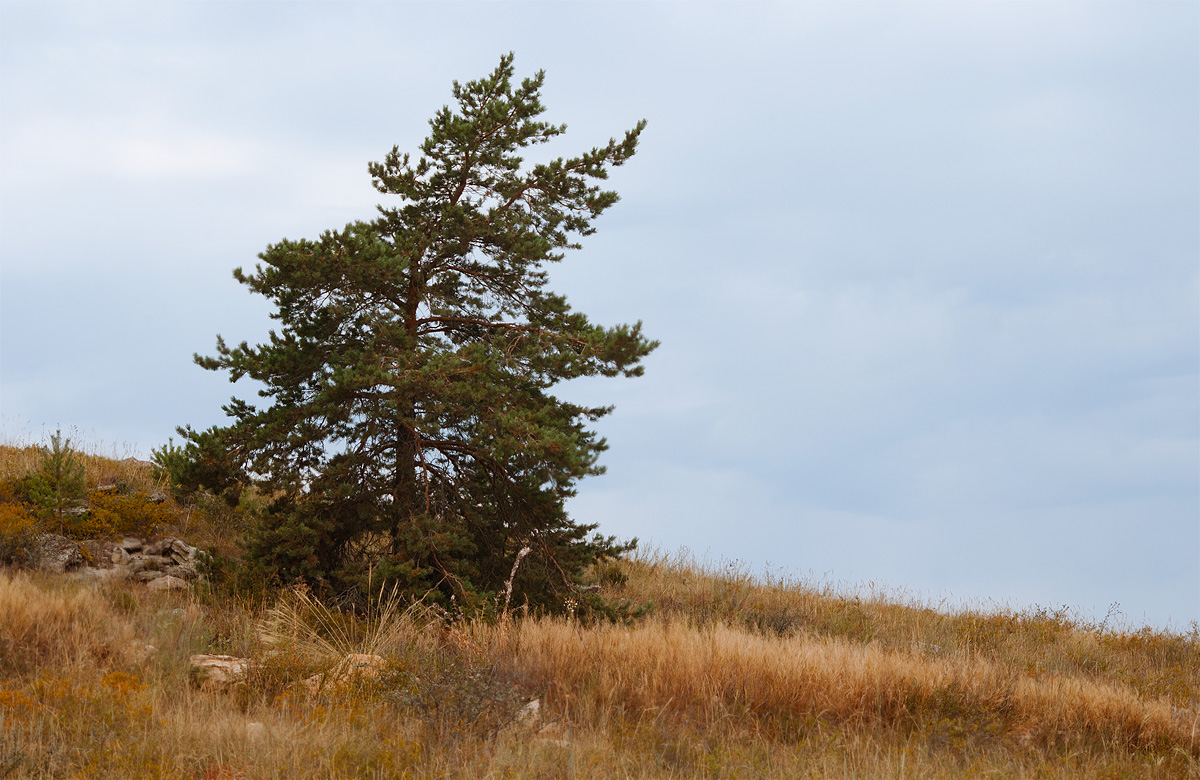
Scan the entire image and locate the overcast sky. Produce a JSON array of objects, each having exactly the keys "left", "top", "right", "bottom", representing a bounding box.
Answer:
[{"left": 1, "top": 1, "right": 1196, "bottom": 629}]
